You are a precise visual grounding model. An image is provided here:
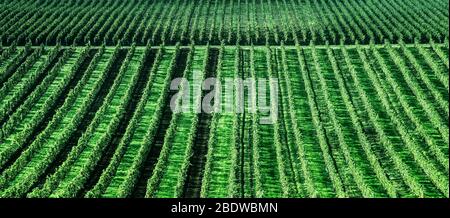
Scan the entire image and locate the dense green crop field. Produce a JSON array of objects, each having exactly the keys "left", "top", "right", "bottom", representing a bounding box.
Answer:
[
  {"left": 0, "top": 0, "right": 448, "bottom": 45},
  {"left": 0, "top": 0, "right": 448, "bottom": 198}
]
